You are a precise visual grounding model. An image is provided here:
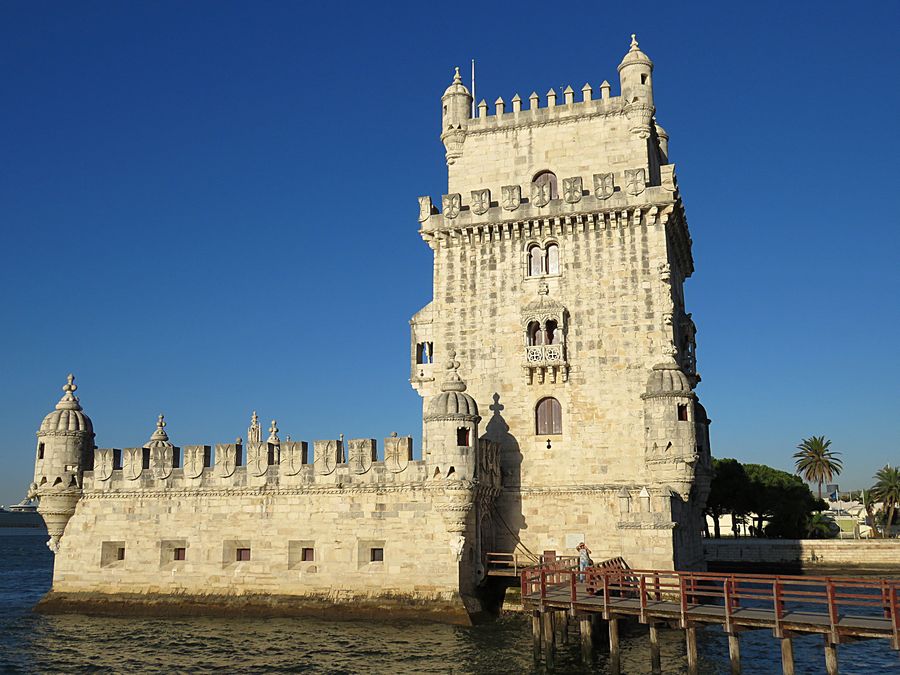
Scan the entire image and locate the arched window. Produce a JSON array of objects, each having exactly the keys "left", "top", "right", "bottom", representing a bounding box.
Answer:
[
  {"left": 546, "top": 320, "right": 559, "bottom": 345},
  {"left": 528, "top": 244, "right": 543, "bottom": 277},
  {"left": 532, "top": 170, "right": 558, "bottom": 199},
  {"left": 545, "top": 243, "right": 560, "bottom": 275},
  {"left": 527, "top": 321, "right": 543, "bottom": 346},
  {"left": 535, "top": 397, "right": 562, "bottom": 435}
]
